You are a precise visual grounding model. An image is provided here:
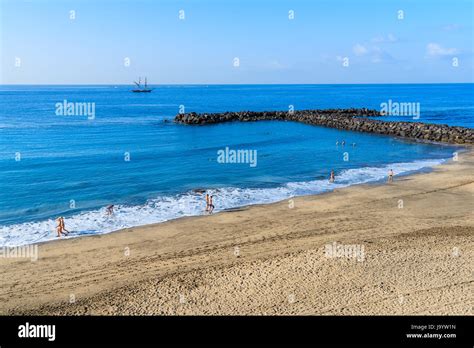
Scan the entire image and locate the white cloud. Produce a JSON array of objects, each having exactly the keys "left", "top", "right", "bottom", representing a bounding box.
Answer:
[
  {"left": 426, "top": 43, "right": 458, "bottom": 57},
  {"left": 353, "top": 44, "right": 368, "bottom": 56},
  {"left": 335, "top": 36, "right": 398, "bottom": 64},
  {"left": 372, "top": 34, "right": 398, "bottom": 43},
  {"left": 442, "top": 24, "right": 462, "bottom": 31},
  {"left": 349, "top": 44, "right": 394, "bottom": 63},
  {"left": 265, "top": 60, "right": 287, "bottom": 70},
  {"left": 370, "top": 46, "right": 394, "bottom": 63}
]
